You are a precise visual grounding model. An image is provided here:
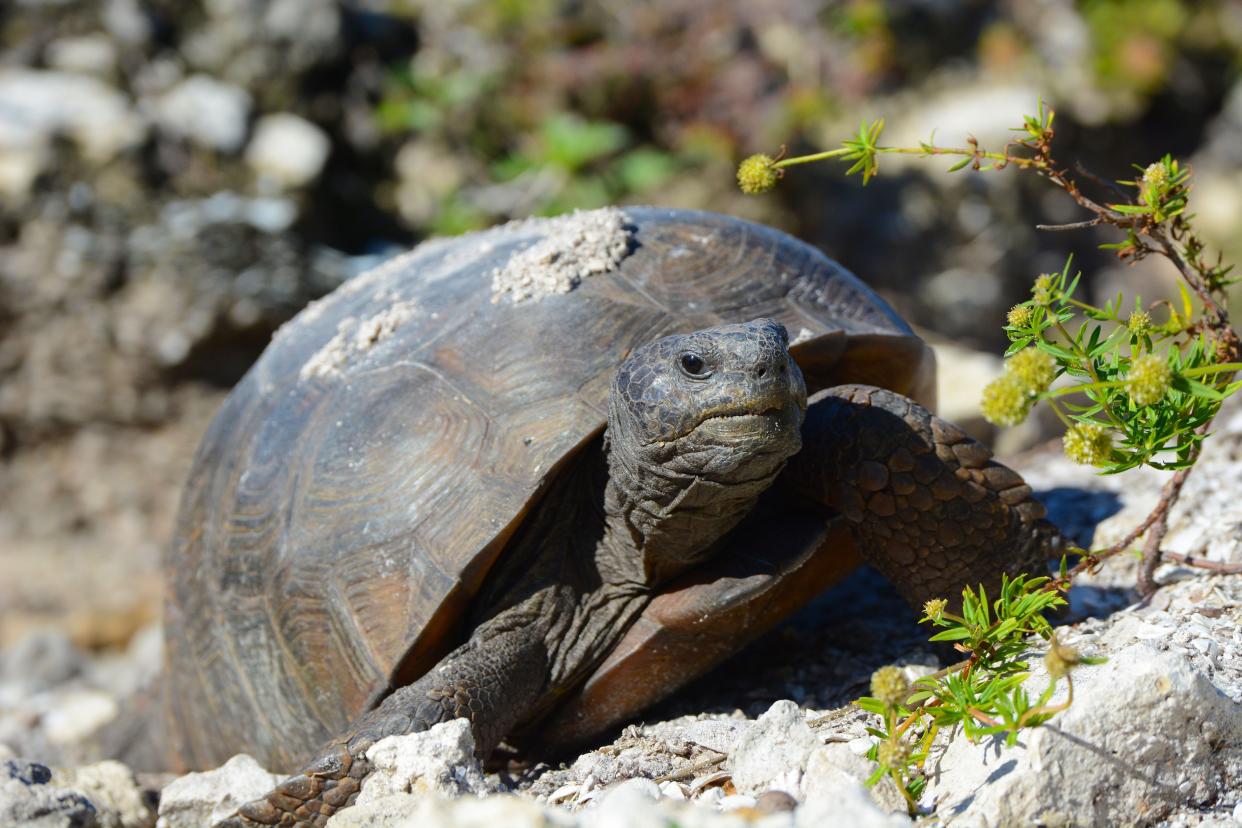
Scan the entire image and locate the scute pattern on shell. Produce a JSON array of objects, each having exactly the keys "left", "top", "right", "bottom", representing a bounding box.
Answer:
[{"left": 163, "top": 207, "right": 931, "bottom": 772}]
